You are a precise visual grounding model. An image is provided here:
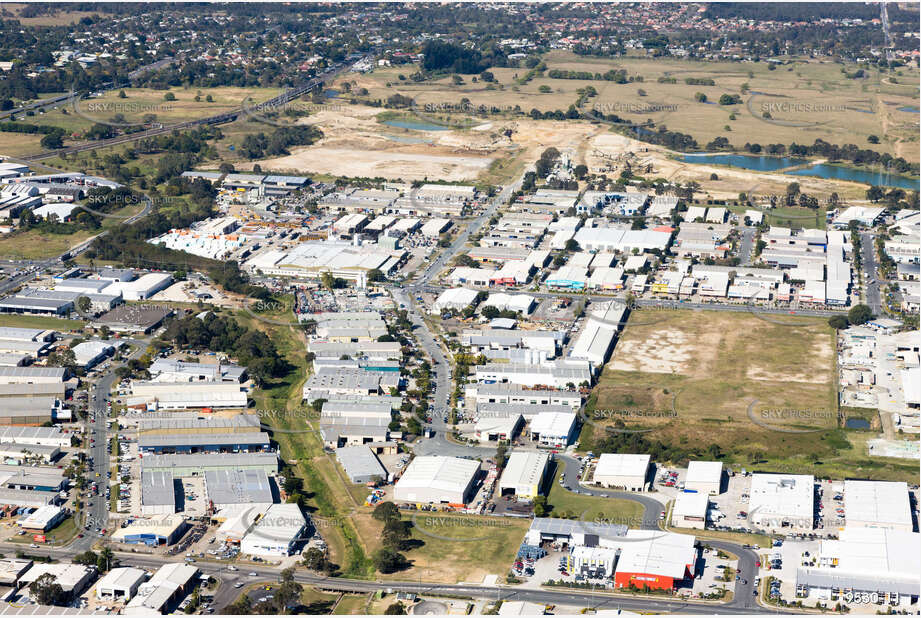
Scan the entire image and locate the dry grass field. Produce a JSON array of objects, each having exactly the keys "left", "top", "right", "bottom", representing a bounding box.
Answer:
[{"left": 586, "top": 309, "right": 839, "bottom": 460}]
